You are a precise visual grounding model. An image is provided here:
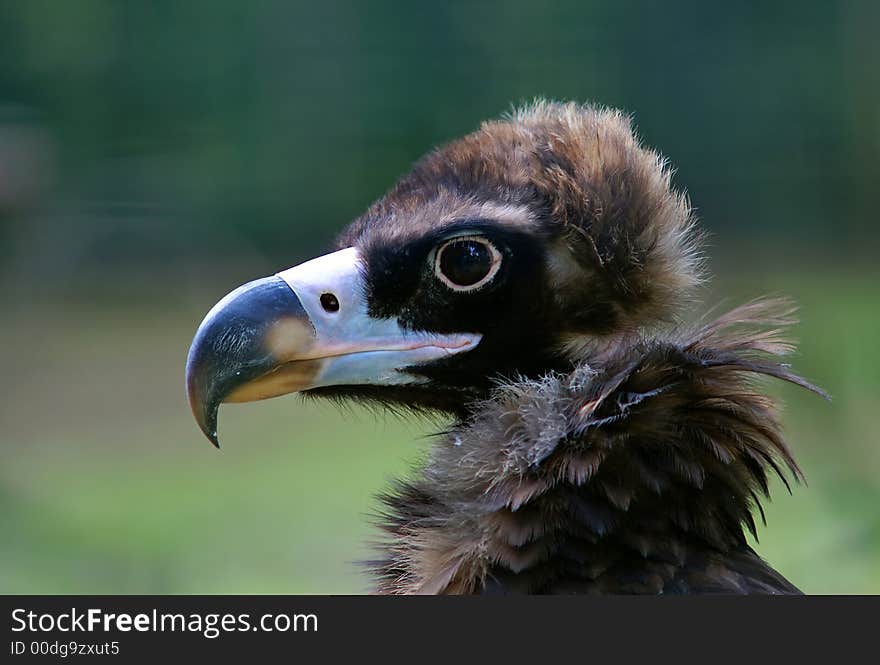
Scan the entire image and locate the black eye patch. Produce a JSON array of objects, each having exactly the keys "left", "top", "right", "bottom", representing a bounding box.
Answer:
[{"left": 358, "top": 220, "right": 546, "bottom": 322}]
